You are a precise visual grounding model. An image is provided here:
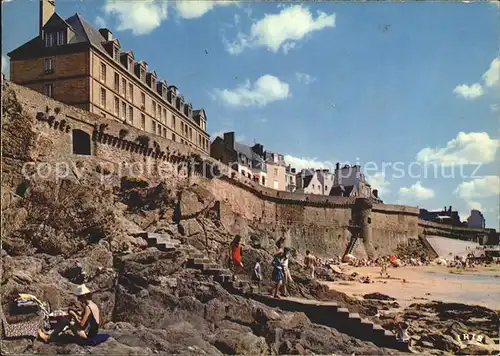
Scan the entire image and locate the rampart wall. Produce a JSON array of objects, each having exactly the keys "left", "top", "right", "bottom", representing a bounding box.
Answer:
[{"left": 2, "top": 81, "right": 495, "bottom": 257}]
